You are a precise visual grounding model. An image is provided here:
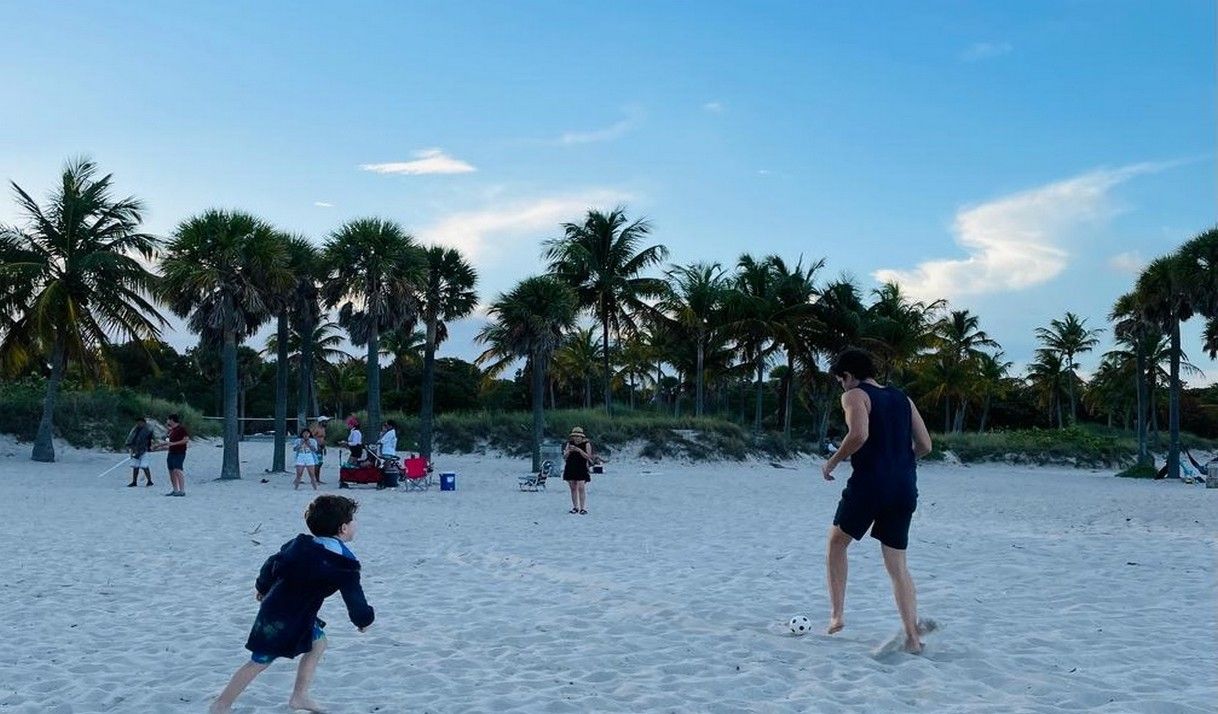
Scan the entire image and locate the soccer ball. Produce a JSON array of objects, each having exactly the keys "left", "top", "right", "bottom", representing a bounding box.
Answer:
[{"left": 788, "top": 615, "right": 811, "bottom": 635}]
